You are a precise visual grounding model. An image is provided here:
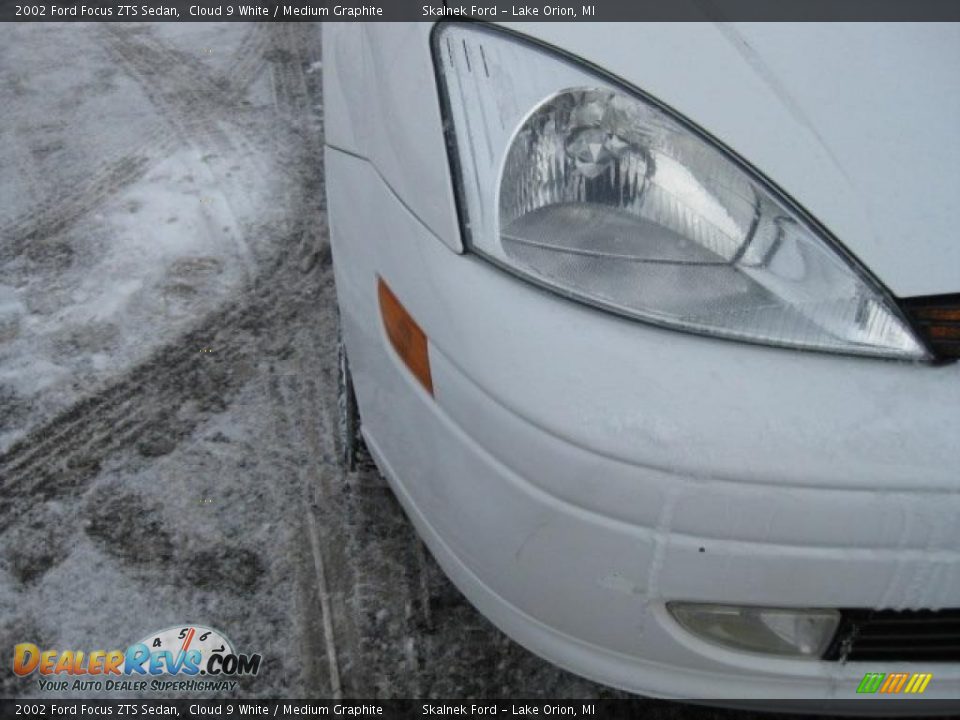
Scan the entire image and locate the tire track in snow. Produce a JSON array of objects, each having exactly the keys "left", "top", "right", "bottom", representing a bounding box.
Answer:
[
  {"left": 264, "top": 23, "right": 327, "bottom": 270},
  {"left": 0, "top": 24, "right": 271, "bottom": 259},
  {"left": 100, "top": 24, "right": 296, "bottom": 278},
  {"left": 257, "top": 24, "right": 434, "bottom": 697},
  {"left": 0, "top": 241, "right": 320, "bottom": 520},
  {"left": 100, "top": 26, "right": 245, "bottom": 154},
  {"left": 0, "top": 148, "right": 165, "bottom": 262},
  {"left": 264, "top": 368, "right": 343, "bottom": 699},
  {"left": 225, "top": 23, "right": 273, "bottom": 102}
]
